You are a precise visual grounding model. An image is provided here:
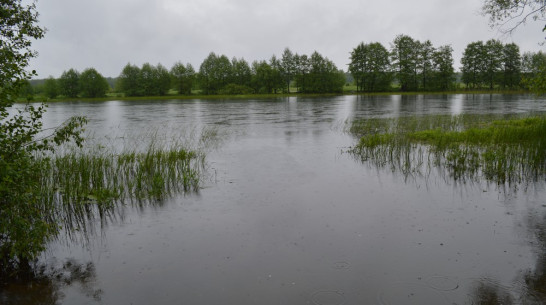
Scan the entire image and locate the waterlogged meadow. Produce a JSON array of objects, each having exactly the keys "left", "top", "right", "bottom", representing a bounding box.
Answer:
[{"left": 349, "top": 114, "right": 546, "bottom": 185}]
